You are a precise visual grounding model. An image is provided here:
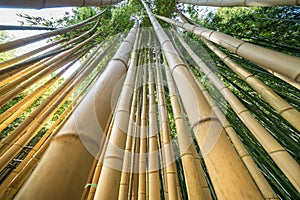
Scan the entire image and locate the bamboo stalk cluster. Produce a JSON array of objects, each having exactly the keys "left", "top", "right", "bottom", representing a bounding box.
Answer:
[{"left": 0, "top": 1, "right": 299, "bottom": 200}]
